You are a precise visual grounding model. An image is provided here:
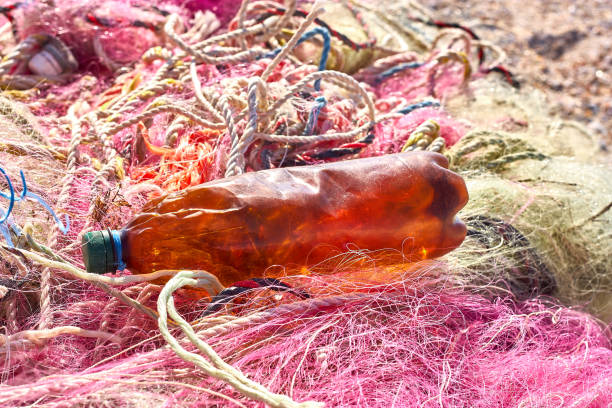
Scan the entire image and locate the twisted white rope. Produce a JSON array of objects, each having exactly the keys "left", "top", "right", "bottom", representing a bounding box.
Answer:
[
  {"left": 157, "top": 271, "right": 323, "bottom": 408},
  {"left": 225, "top": 77, "right": 268, "bottom": 177},
  {"left": 189, "top": 62, "right": 225, "bottom": 123},
  {"left": 260, "top": 5, "right": 324, "bottom": 81}
]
